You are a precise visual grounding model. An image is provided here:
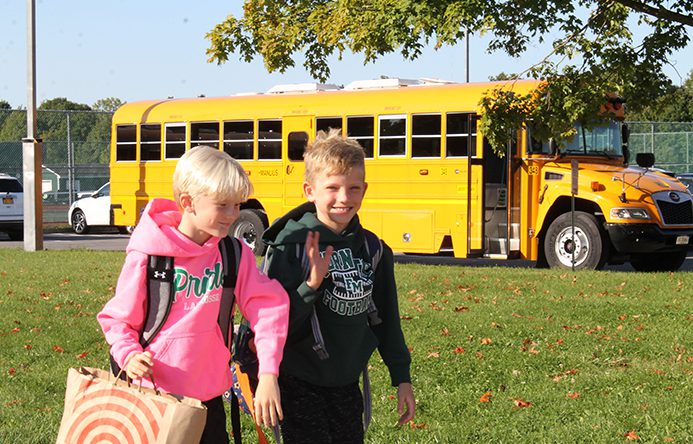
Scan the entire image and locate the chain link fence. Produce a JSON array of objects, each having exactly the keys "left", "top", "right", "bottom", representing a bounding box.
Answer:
[
  {"left": 0, "top": 109, "right": 112, "bottom": 224},
  {"left": 628, "top": 122, "right": 693, "bottom": 174},
  {"left": 2, "top": 108, "right": 693, "bottom": 225}
]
